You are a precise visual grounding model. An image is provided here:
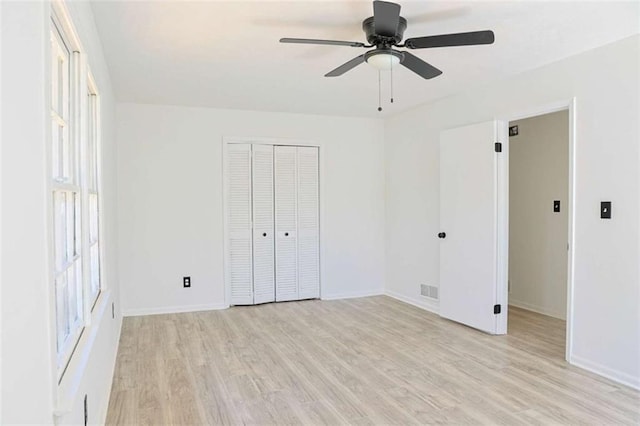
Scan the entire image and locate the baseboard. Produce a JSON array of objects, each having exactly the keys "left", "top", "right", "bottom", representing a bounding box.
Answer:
[
  {"left": 570, "top": 354, "right": 640, "bottom": 390},
  {"left": 509, "top": 298, "right": 566, "bottom": 320},
  {"left": 122, "top": 303, "right": 229, "bottom": 317},
  {"left": 321, "top": 289, "right": 384, "bottom": 301},
  {"left": 384, "top": 290, "right": 440, "bottom": 315}
]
